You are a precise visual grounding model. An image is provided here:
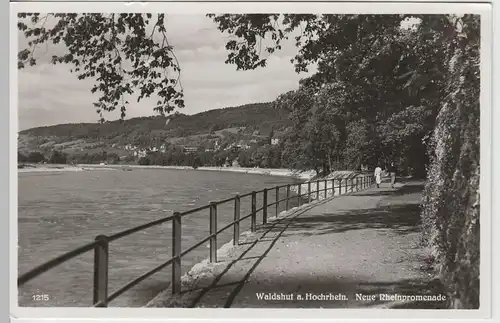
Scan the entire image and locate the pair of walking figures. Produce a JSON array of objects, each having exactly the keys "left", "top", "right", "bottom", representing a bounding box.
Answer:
[{"left": 374, "top": 162, "right": 397, "bottom": 188}]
